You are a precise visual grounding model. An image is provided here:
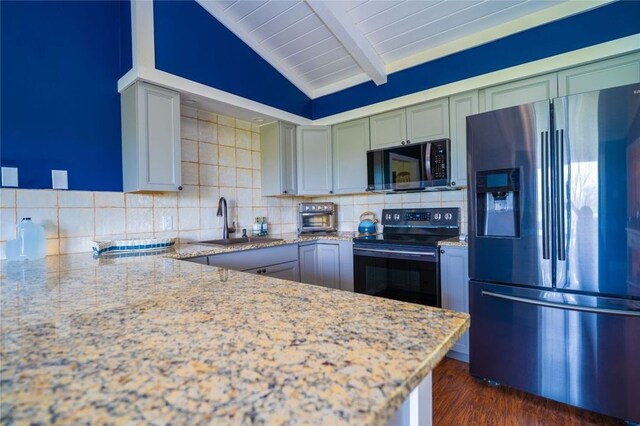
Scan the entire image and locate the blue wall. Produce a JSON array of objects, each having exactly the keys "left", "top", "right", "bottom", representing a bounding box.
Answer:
[
  {"left": 154, "top": 0, "right": 312, "bottom": 119},
  {"left": 0, "top": 0, "right": 132, "bottom": 191},
  {"left": 312, "top": 1, "right": 640, "bottom": 119}
]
